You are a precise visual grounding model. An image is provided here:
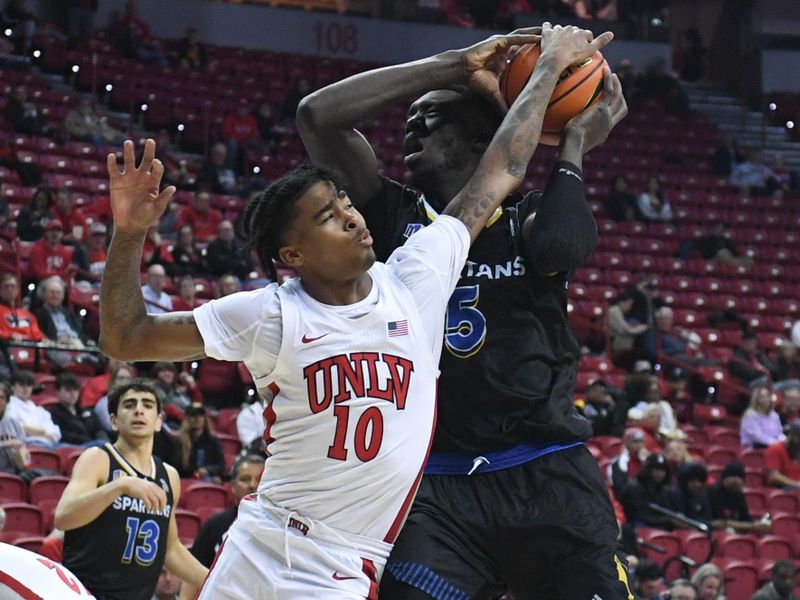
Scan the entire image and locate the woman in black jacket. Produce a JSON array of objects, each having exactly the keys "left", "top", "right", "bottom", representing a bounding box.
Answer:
[
  {"left": 178, "top": 402, "right": 225, "bottom": 482},
  {"left": 620, "top": 453, "right": 674, "bottom": 529}
]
